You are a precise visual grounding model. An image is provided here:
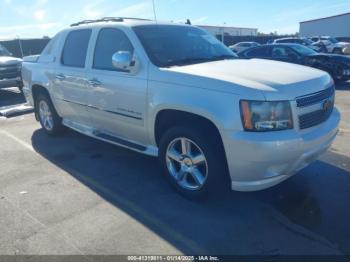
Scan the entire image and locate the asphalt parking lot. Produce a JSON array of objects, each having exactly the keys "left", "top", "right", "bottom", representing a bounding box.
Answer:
[{"left": 0, "top": 84, "right": 350, "bottom": 257}]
